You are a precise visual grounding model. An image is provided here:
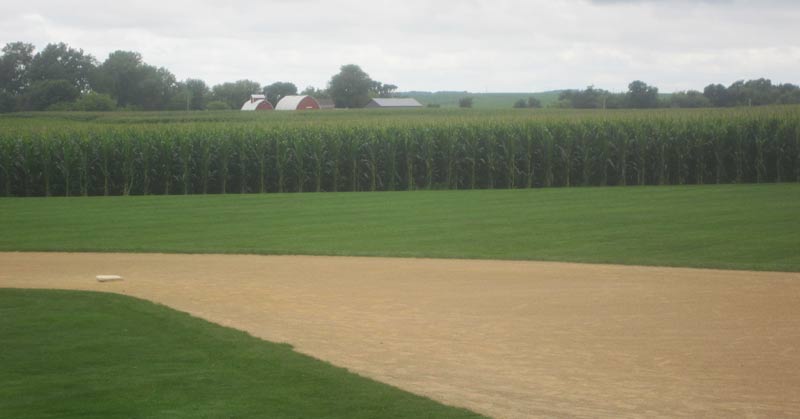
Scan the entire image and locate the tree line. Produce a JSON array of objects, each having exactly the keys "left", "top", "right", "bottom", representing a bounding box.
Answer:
[
  {"left": 0, "top": 42, "right": 398, "bottom": 113},
  {"left": 555, "top": 80, "right": 800, "bottom": 109},
  {"left": 2, "top": 41, "right": 798, "bottom": 113}
]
